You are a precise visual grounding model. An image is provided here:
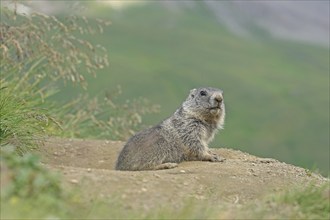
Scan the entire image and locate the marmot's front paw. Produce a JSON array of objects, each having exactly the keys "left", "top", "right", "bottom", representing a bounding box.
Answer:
[
  {"left": 210, "top": 153, "right": 226, "bottom": 162},
  {"left": 201, "top": 151, "right": 225, "bottom": 162},
  {"left": 208, "top": 151, "right": 226, "bottom": 162}
]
